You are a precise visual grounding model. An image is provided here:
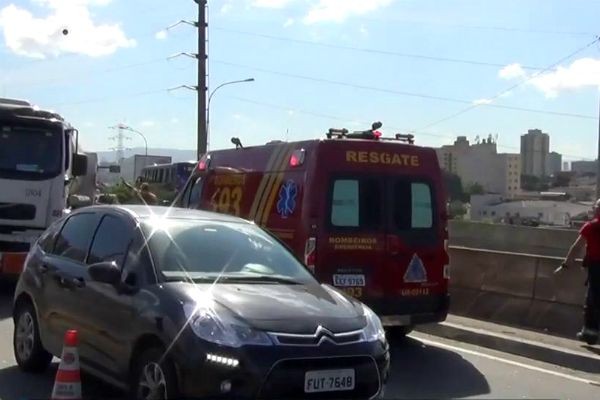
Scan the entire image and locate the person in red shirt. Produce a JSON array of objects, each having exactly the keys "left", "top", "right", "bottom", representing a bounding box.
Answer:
[{"left": 560, "top": 199, "right": 600, "bottom": 344}]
